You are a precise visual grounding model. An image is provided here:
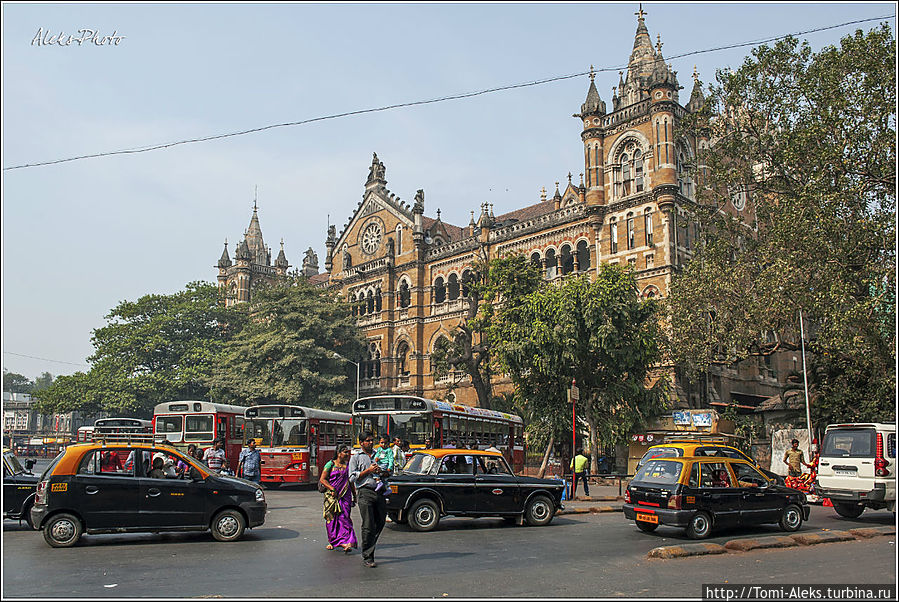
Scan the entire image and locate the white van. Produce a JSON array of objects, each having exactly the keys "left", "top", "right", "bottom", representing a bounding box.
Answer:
[{"left": 815, "top": 423, "right": 896, "bottom": 517}]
